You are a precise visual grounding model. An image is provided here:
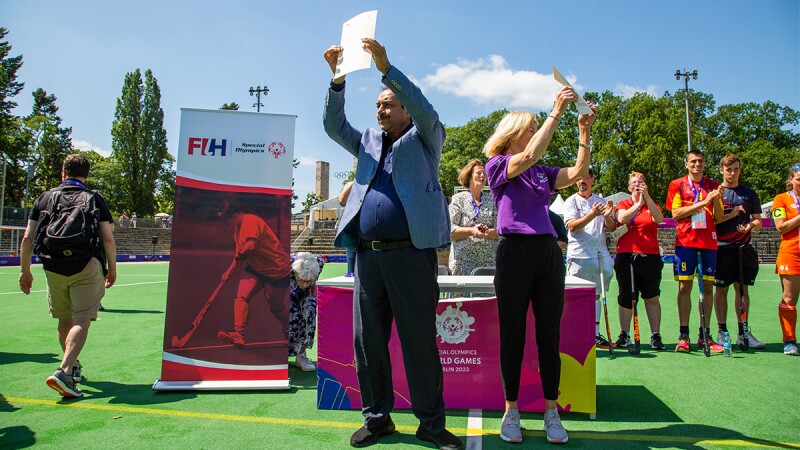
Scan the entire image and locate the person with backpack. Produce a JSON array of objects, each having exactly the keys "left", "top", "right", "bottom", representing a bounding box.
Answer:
[{"left": 18, "top": 154, "right": 117, "bottom": 399}]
